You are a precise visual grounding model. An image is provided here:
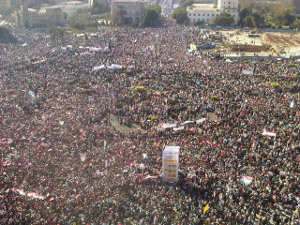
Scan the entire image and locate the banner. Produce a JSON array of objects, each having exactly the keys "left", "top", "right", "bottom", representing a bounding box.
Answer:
[
  {"left": 107, "top": 64, "right": 122, "bottom": 70},
  {"left": 242, "top": 70, "right": 253, "bottom": 75},
  {"left": 241, "top": 176, "right": 253, "bottom": 185},
  {"left": 80, "top": 153, "right": 86, "bottom": 162},
  {"left": 93, "top": 65, "right": 106, "bottom": 71},
  {"left": 262, "top": 129, "right": 277, "bottom": 137},
  {"left": 290, "top": 100, "right": 295, "bottom": 108},
  {"left": 12, "top": 188, "right": 46, "bottom": 200},
  {"left": 157, "top": 122, "right": 177, "bottom": 131},
  {"left": 162, "top": 146, "right": 180, "bottom": 182},
  {"left": 28, "top": 90, "right": 35, "bottom": 104}
]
